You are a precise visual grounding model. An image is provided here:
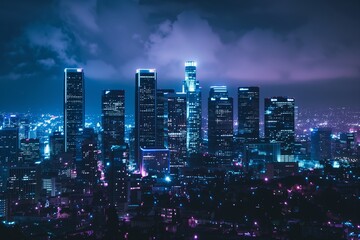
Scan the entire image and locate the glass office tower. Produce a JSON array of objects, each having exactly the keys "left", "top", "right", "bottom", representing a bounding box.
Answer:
[
  {"left": 265, "top": 97, "right": 295, "bottom": 162},
  {"left": 102, "top": 90, "right": 125, "bottom": 162},
  {"left": 208, "top": 86, "right": 233, "bottom": 165},
  {"left": 64, "top": 68, "right": 85, "bottom": 157},
  {"left": 238, "top": 87, "right": 259, "bottom": 143},
  {"left": 135, "top": 69, "right": 157, "bottom": 167},
  {"left": 183, "top": 61, "right": 202, "bottom": 158}
]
